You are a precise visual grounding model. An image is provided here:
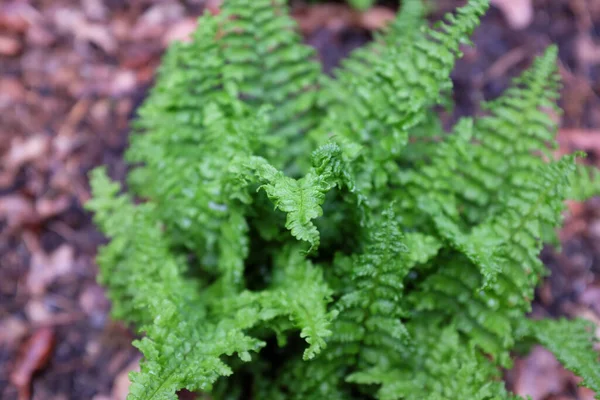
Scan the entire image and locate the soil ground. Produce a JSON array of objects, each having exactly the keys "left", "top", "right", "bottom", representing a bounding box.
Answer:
[{"left": 1, "top": 0, "right": 600, "bottom": 399}]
